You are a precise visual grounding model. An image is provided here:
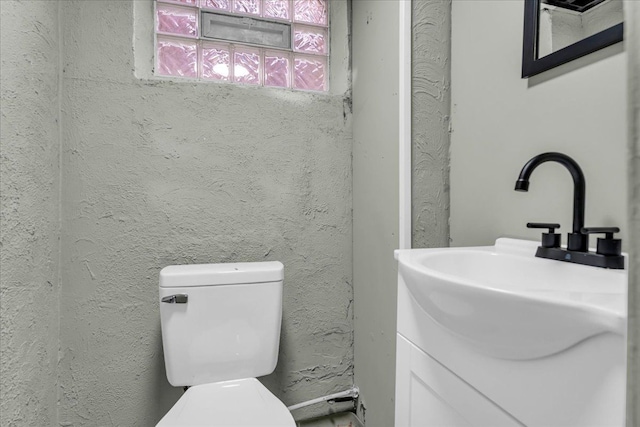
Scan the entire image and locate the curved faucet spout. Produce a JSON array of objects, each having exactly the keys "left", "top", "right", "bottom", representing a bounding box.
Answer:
[{"left": 515, "top": 152, "right": 587, "bottom": 252}]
